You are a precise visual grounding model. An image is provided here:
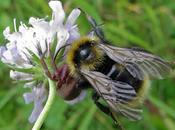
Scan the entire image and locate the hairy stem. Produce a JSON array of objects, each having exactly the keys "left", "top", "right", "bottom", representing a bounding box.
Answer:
[{"left": 32, "top": 78, "right": 56, "bottom": 130}]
